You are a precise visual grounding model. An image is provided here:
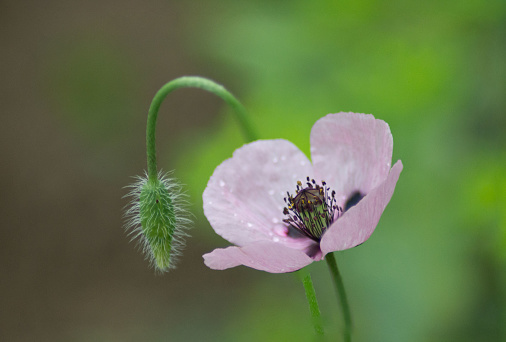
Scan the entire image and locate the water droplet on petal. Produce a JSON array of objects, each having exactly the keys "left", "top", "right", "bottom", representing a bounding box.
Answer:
[
  {"left": 219, "top": 180, "right": 225, "bottom": 187},
  {"left": 281, "top": 155, "right": 286, "bottom": 161},
  {"left": 268, "top": 189, "right": 275, "bottom": 196},
  {"left": 300, "top": 160, "right": 306, "bottom": 166},
  {"left": 272, "top": 217, "right": 279, "bottom": 223},
  {"left": 247, "top": 222, "right": 253, "bottom": 227},
  {"left": 273, "top": 237, "right": 280, "bottom": 242},
  {"left": 273, "top": 157, "right": 278, "bottom": 163}
]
